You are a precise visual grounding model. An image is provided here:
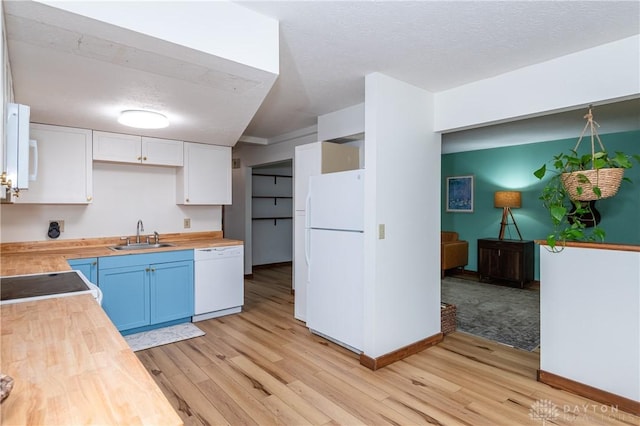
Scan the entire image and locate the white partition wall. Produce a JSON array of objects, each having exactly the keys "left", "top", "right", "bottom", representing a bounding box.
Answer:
[
  {"left": 539, "top": 244, "right": 640, "bottom": 403},
  {"left": 362, "top": 73, "right": 441, "bottom": 359}
]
